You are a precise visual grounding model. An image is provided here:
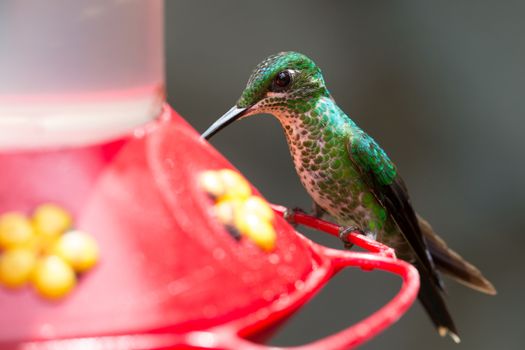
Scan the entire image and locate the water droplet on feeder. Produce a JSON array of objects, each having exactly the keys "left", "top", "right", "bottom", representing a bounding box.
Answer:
[
  {"left": 294, "top": 280, "right": 305, "bottom": 290},
  {"left": 268, "top": 253, "right": 280, "bottom": 264}
]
